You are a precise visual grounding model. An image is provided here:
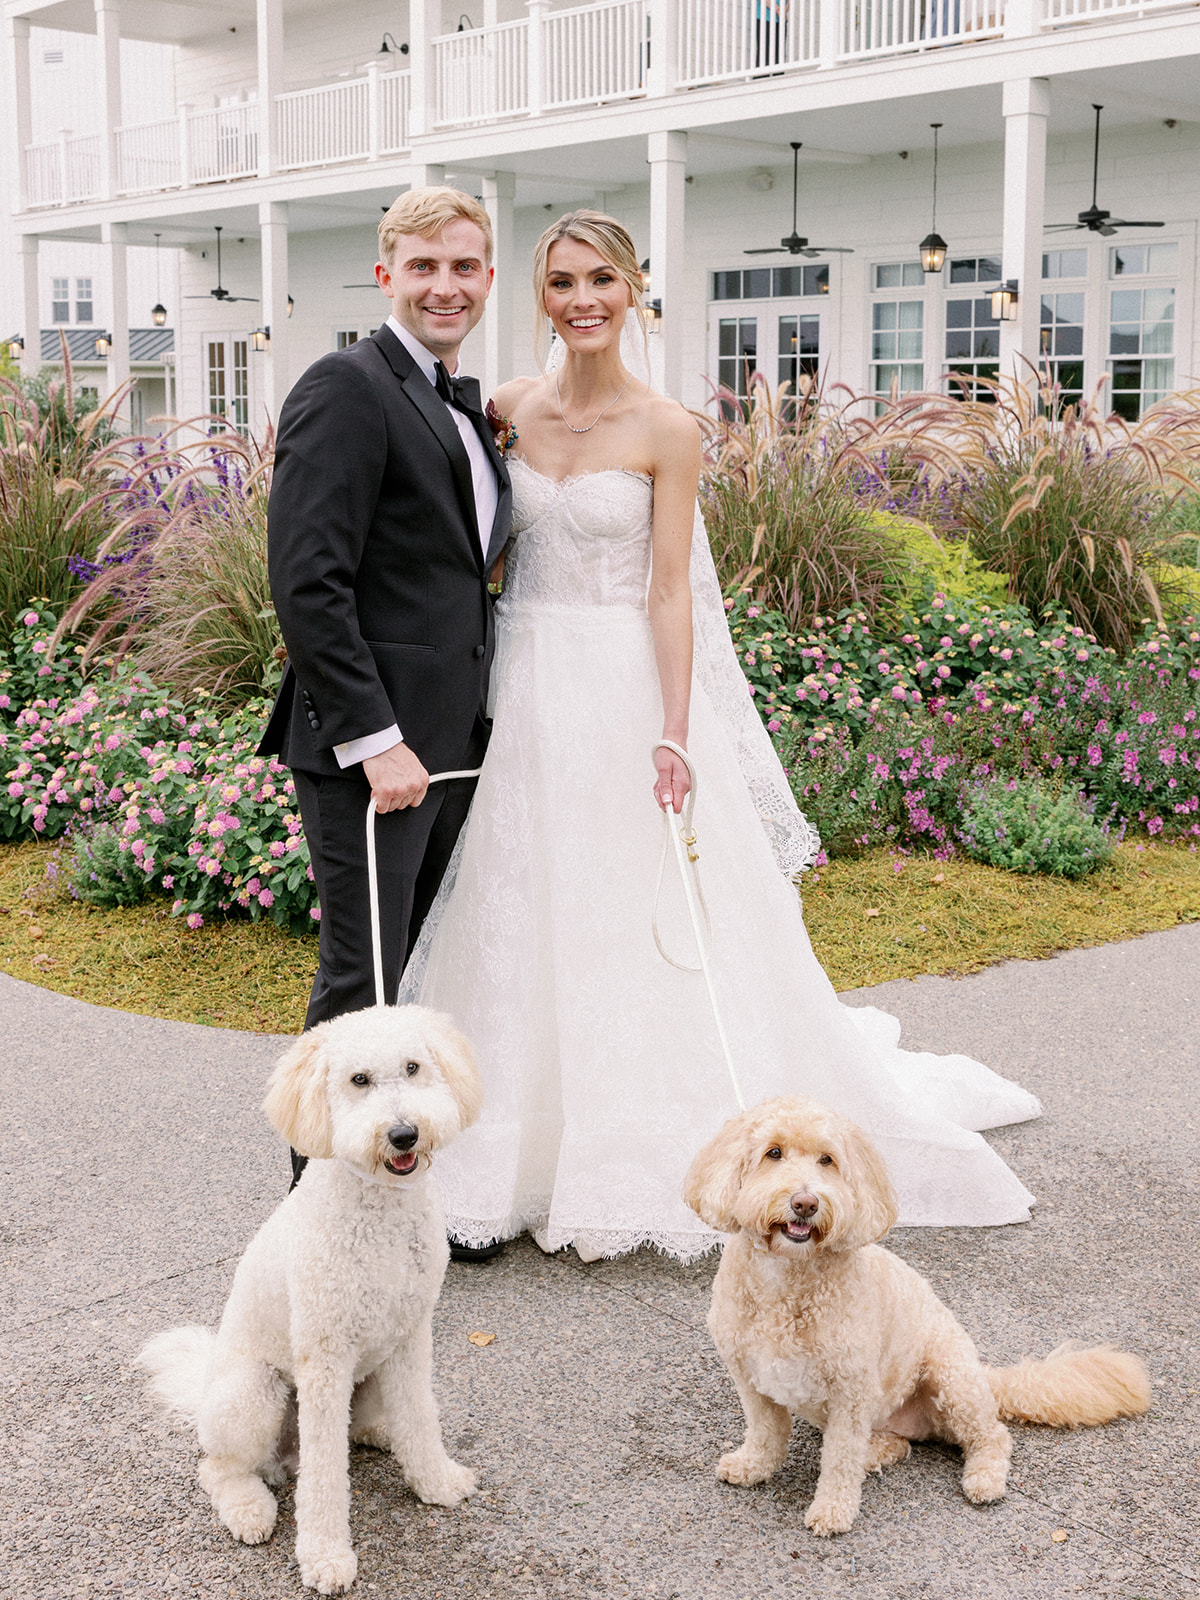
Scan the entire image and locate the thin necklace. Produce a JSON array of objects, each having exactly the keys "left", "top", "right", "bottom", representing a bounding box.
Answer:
[{"left": 555, "top": 368, "right": 631, "bottom": 434}]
